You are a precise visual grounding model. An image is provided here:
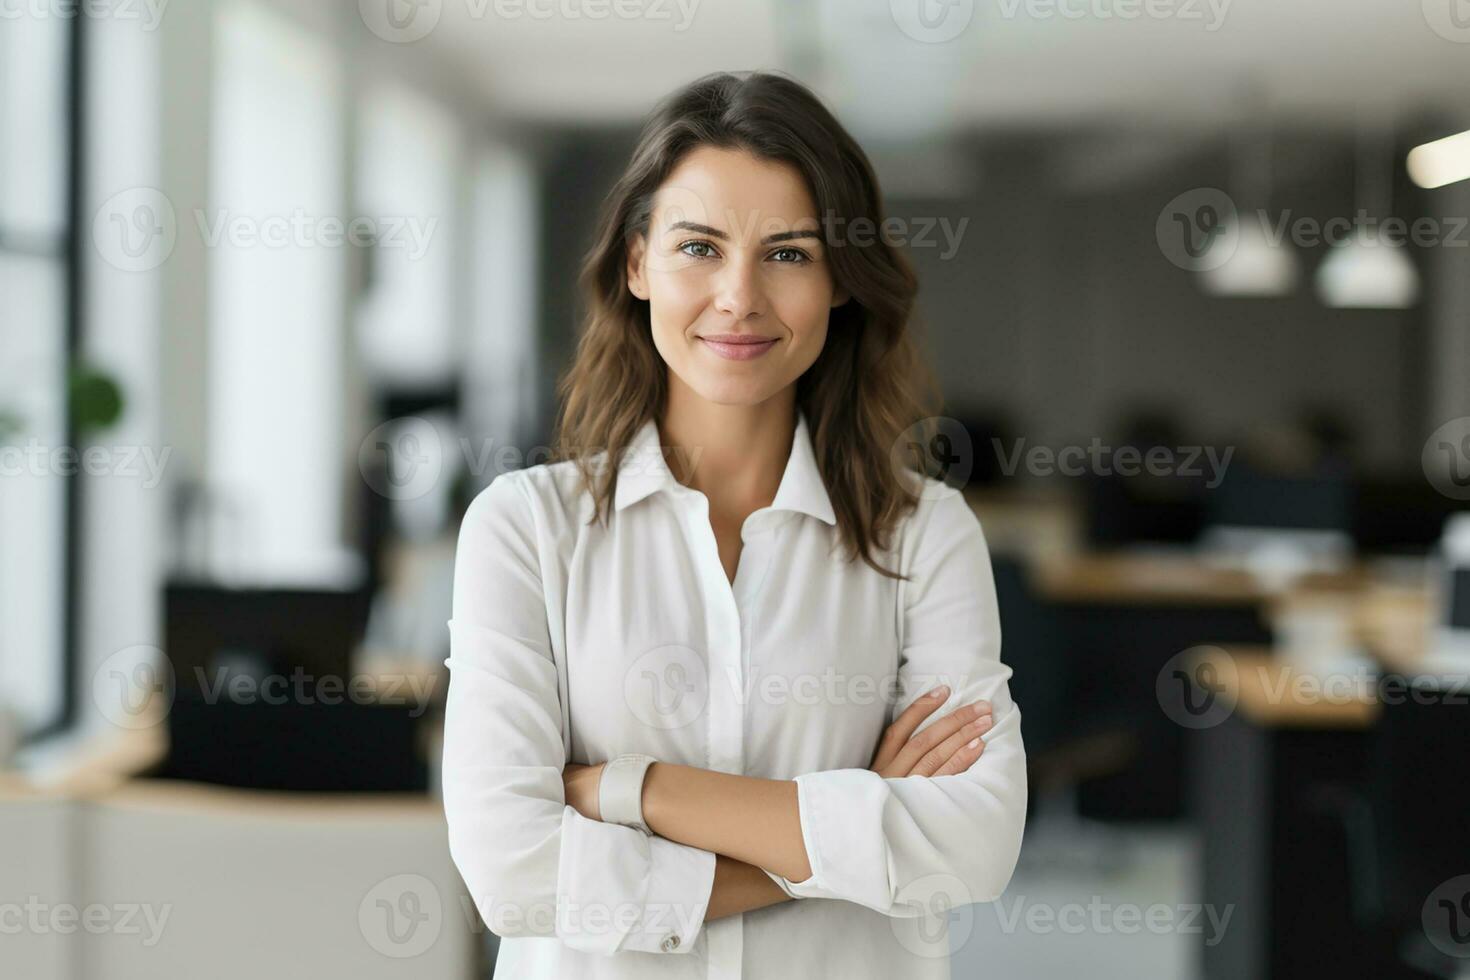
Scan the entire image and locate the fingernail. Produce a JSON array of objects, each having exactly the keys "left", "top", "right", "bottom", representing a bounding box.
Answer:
[
  {"left": 929, "top": 685, "right": 949, "bottom": 699},
  {"left": 967, "top": 737, "right": 981, "bottom": 749}
]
